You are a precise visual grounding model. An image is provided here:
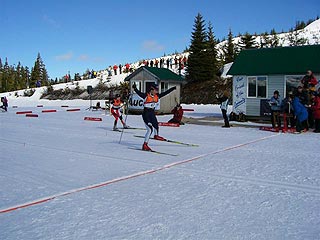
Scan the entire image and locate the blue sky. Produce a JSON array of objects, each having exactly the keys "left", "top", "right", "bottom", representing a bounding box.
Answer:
[{"left": 1, "top": 0, "right": 319, "bottom": 79}]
